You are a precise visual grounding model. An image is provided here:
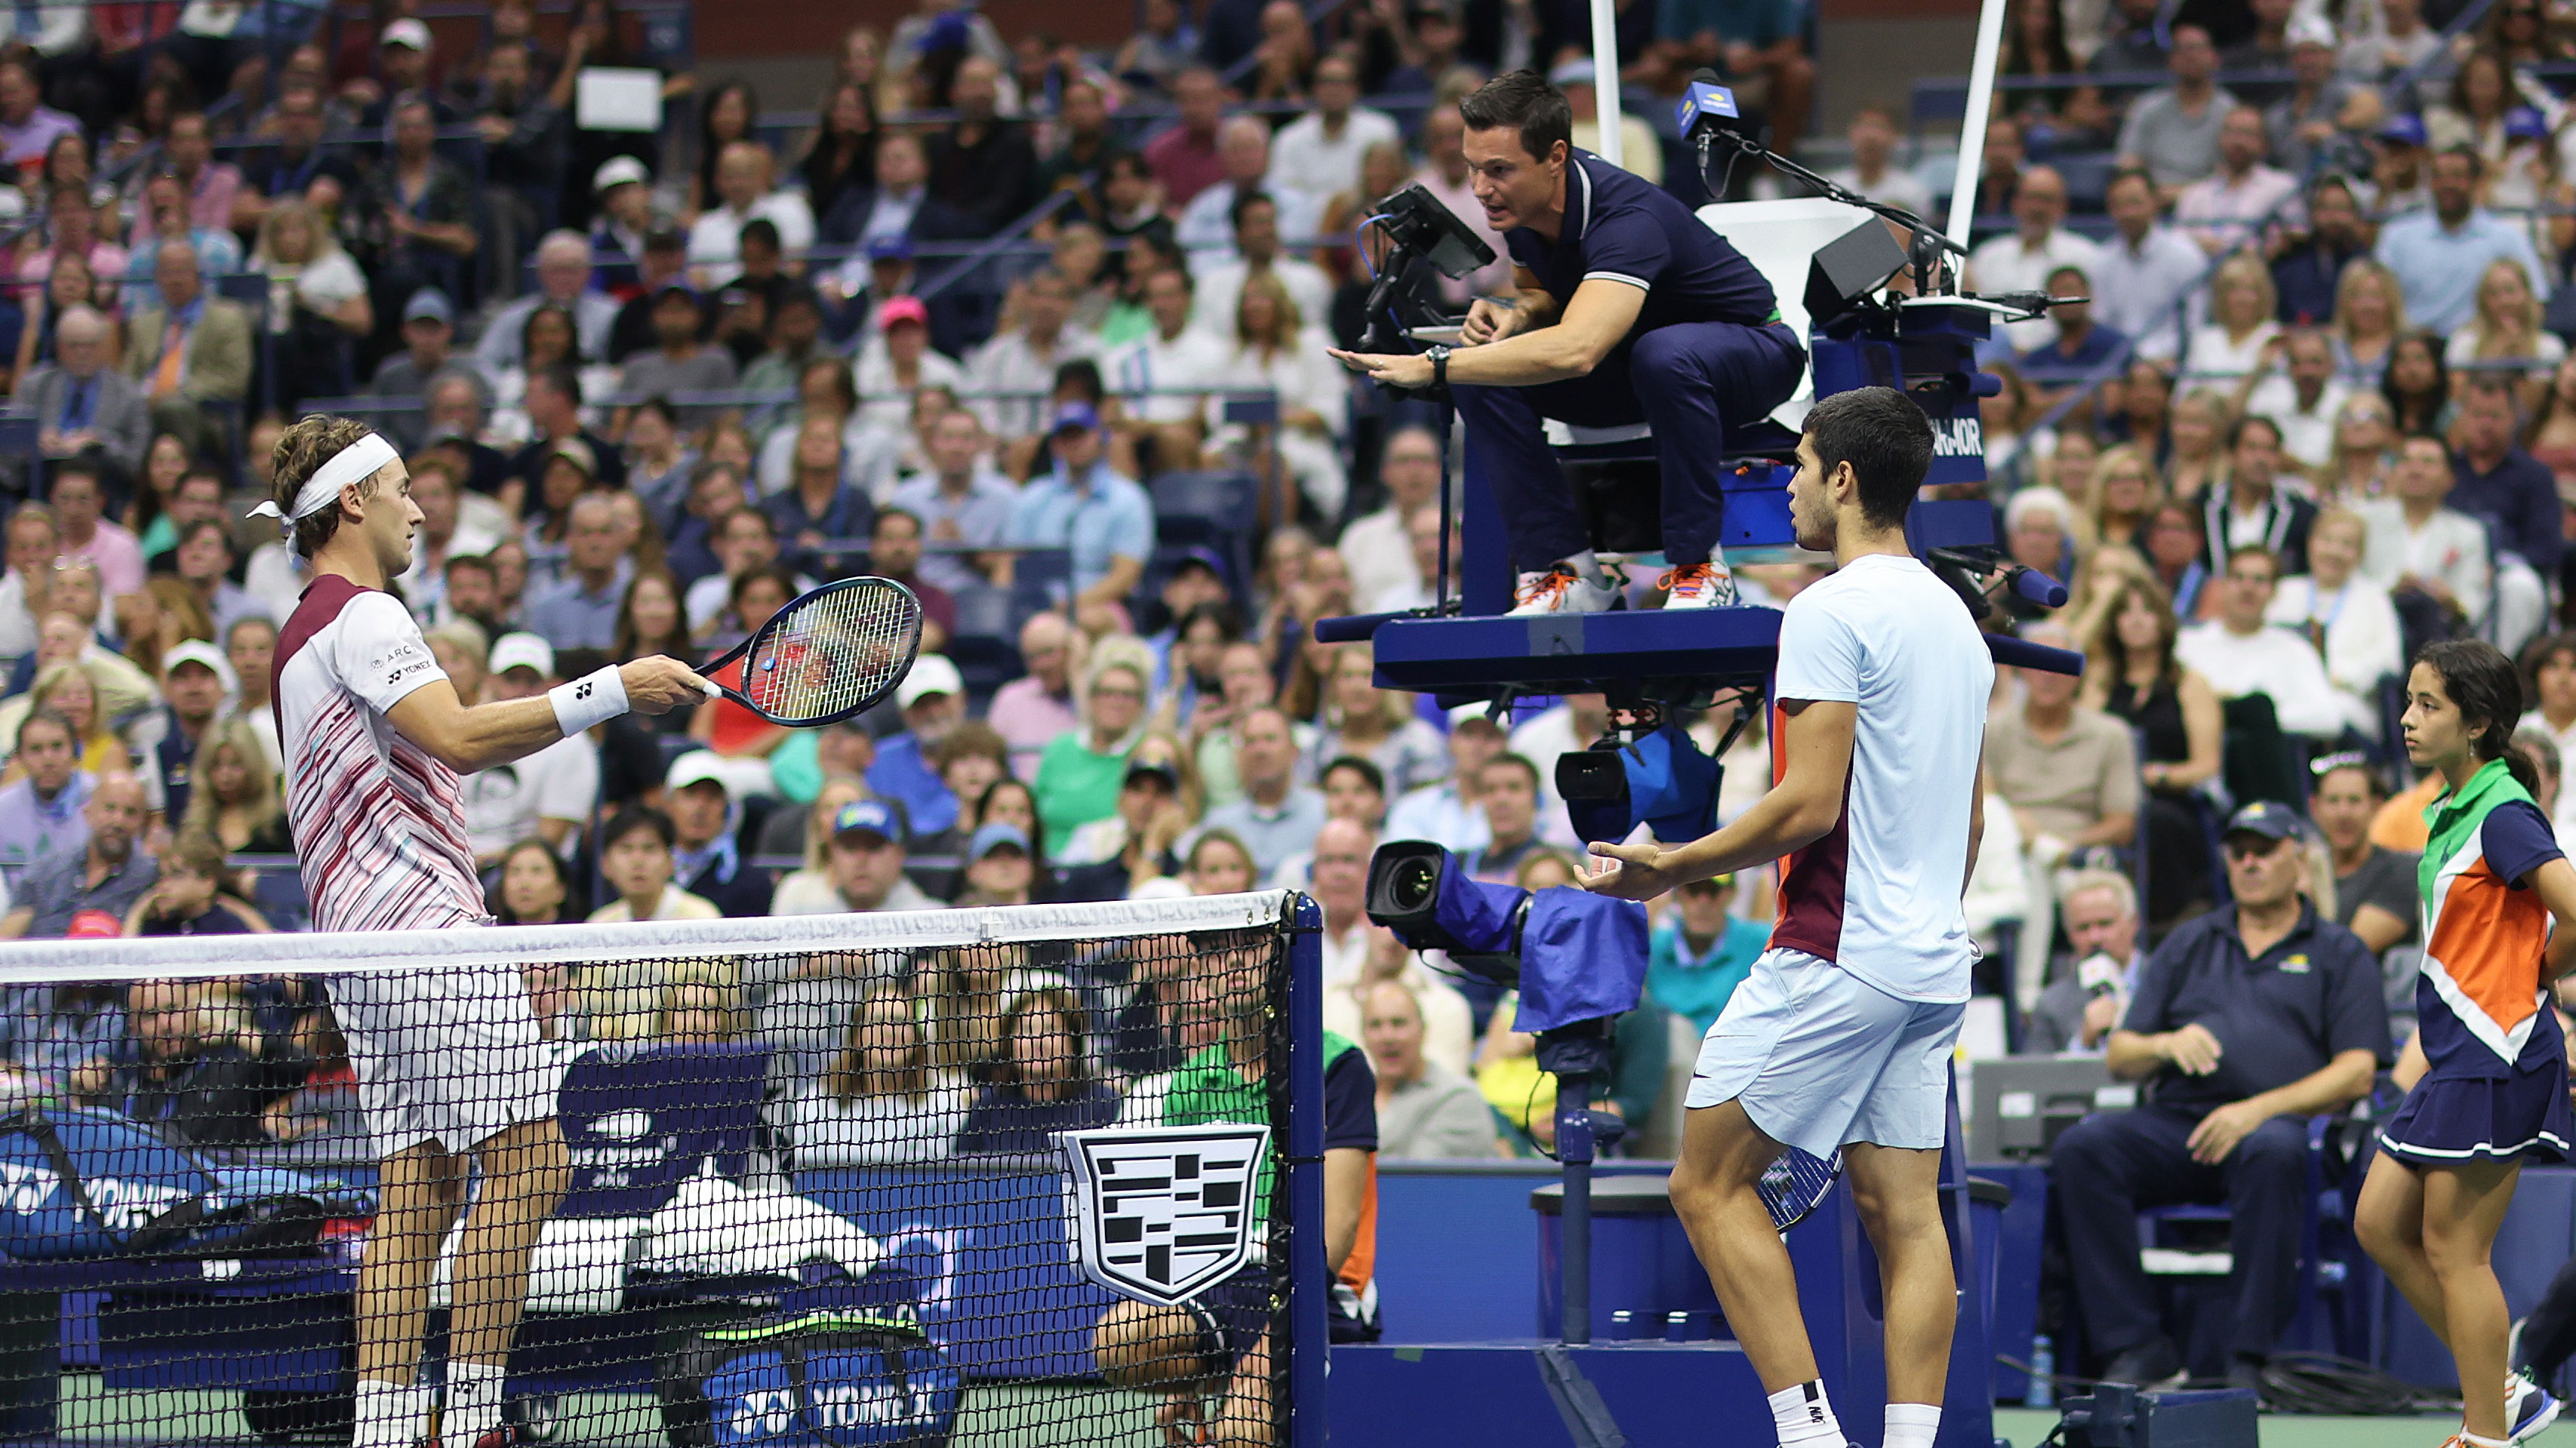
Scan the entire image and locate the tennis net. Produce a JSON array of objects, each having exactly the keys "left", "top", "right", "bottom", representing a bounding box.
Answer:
[{"left": 0, "top": 892, "right": 1318, "bottom": 1448}]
